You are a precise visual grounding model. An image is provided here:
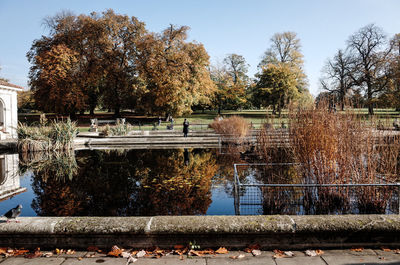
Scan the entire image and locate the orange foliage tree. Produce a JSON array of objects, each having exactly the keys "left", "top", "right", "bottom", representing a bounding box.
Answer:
[{"left": 27, "top": 10, "right": 215, "bottom": 117}]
